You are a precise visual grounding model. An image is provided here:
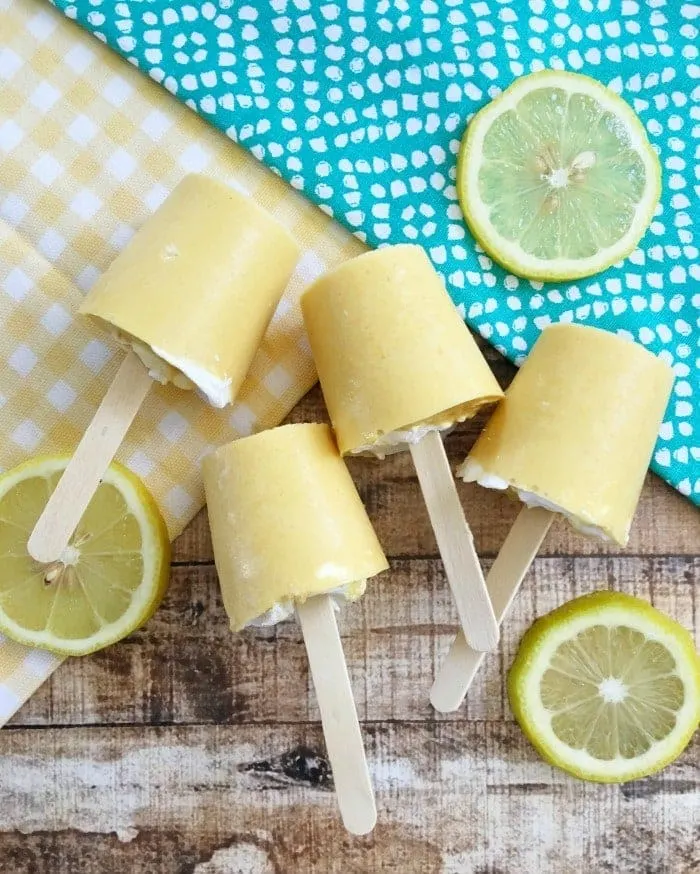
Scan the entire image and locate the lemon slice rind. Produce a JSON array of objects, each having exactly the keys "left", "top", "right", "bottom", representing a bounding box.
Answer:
[
  {"left": 0, "top": 456, "right": 170, "bottom": 656},
  {"left": 459, "top": 70, "right": 662, "bottom": 281},
  {"left": 508, "top": 591, "right": 700, "bottom": 783}
]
